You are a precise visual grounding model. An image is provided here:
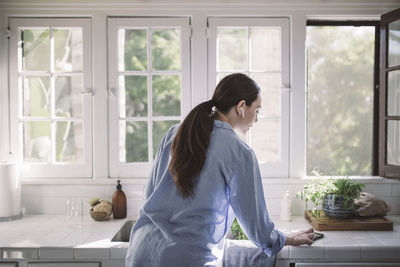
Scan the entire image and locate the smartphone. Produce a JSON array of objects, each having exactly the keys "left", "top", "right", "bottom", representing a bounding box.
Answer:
[{"left": 313, "top": 232, "right": 324, "bottom": 241}]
